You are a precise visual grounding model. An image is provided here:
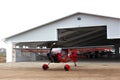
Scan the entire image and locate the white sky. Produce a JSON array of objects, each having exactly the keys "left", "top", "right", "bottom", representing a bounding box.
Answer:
[{"left": 0, "top": 0, "right": 120, "bottom": 48}]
